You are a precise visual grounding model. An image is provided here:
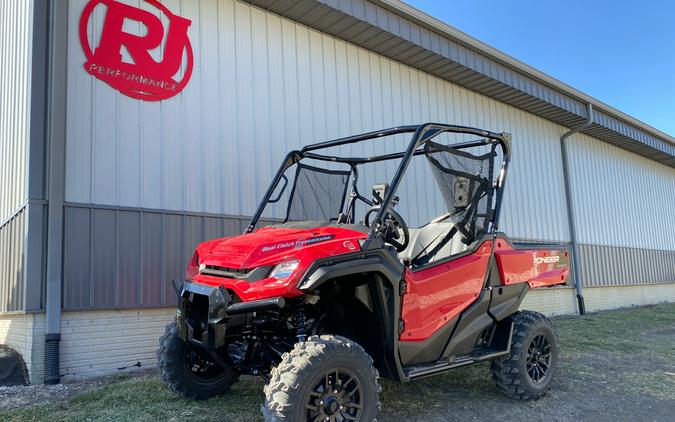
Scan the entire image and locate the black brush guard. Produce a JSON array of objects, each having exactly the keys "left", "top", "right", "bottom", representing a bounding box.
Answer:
[{"left": 177, "top": 281, "right": 285, "bottom": 356}]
